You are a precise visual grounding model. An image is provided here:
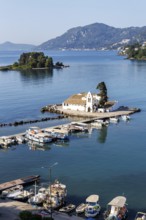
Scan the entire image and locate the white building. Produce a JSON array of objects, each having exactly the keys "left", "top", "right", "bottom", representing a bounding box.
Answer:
[{"left": 62, "top": 92, "right": 101, "bottom": 112}]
